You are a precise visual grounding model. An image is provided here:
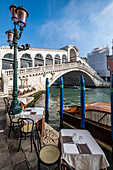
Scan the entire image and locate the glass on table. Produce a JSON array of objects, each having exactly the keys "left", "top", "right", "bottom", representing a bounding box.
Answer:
[
  {"left": 78, "top": 136, "right": 84, "bottom": 144},
  {"left": 72, "top": 133, "right": 77, "bottom": 143}
]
